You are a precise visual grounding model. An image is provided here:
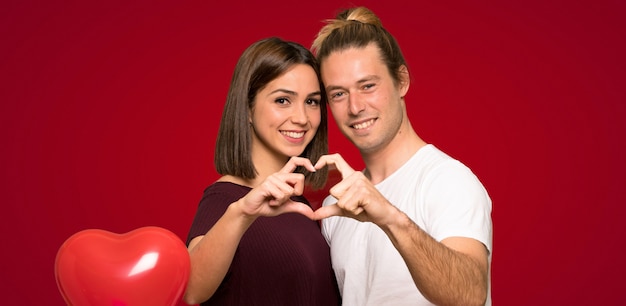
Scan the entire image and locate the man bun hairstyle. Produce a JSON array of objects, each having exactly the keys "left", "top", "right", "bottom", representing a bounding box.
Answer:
[{"left": 312, "top": 6, "right": 408, "bottom": 87}]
